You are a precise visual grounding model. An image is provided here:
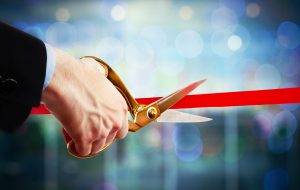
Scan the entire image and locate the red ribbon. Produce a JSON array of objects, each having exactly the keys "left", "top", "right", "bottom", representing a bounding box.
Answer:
[{"left": 31, "top": 87, "right": 300, "bottom": 114}]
